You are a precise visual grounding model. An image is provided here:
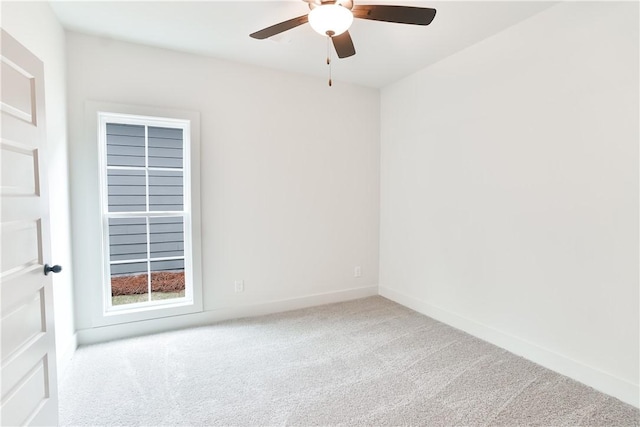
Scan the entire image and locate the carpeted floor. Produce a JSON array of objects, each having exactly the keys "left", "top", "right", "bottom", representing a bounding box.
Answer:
[{"left": 59, "top": 296, "right": 639, "bottom": 426}]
